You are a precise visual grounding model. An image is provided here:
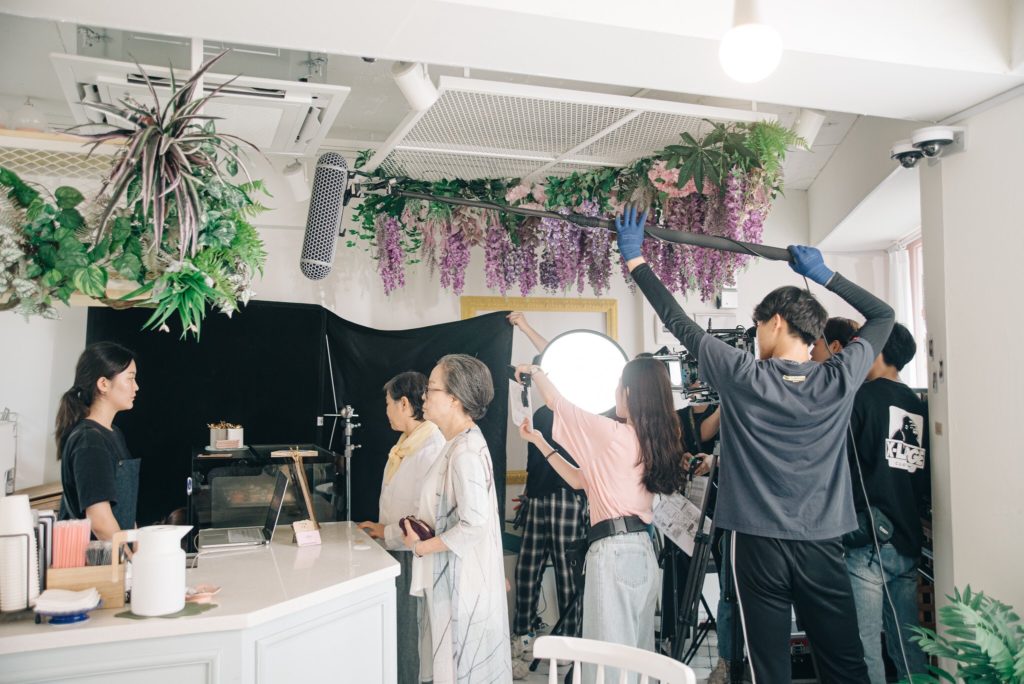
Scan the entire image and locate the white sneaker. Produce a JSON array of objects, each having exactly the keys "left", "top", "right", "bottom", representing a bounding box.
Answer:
[
  {"left": 512, "top": 659, "right": 530, "bottom": 680},
  {"left": 511, "top": 632, "right": 534, "bottom": 661},
  {"left": 706, "top": 658, "right": 729, "bottom": 684}
]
